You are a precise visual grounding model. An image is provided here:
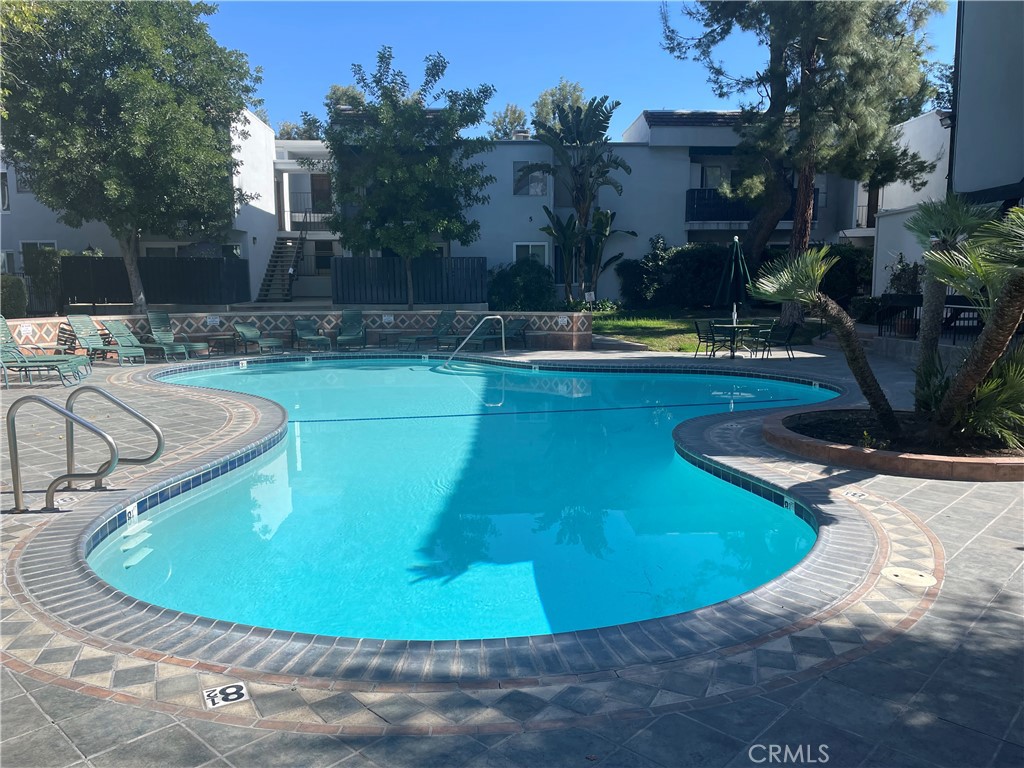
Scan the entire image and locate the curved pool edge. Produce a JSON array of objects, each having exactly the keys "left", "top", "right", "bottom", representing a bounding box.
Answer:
[{"left": 8, "top": 354, "right": 940, "bottom": 699}]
